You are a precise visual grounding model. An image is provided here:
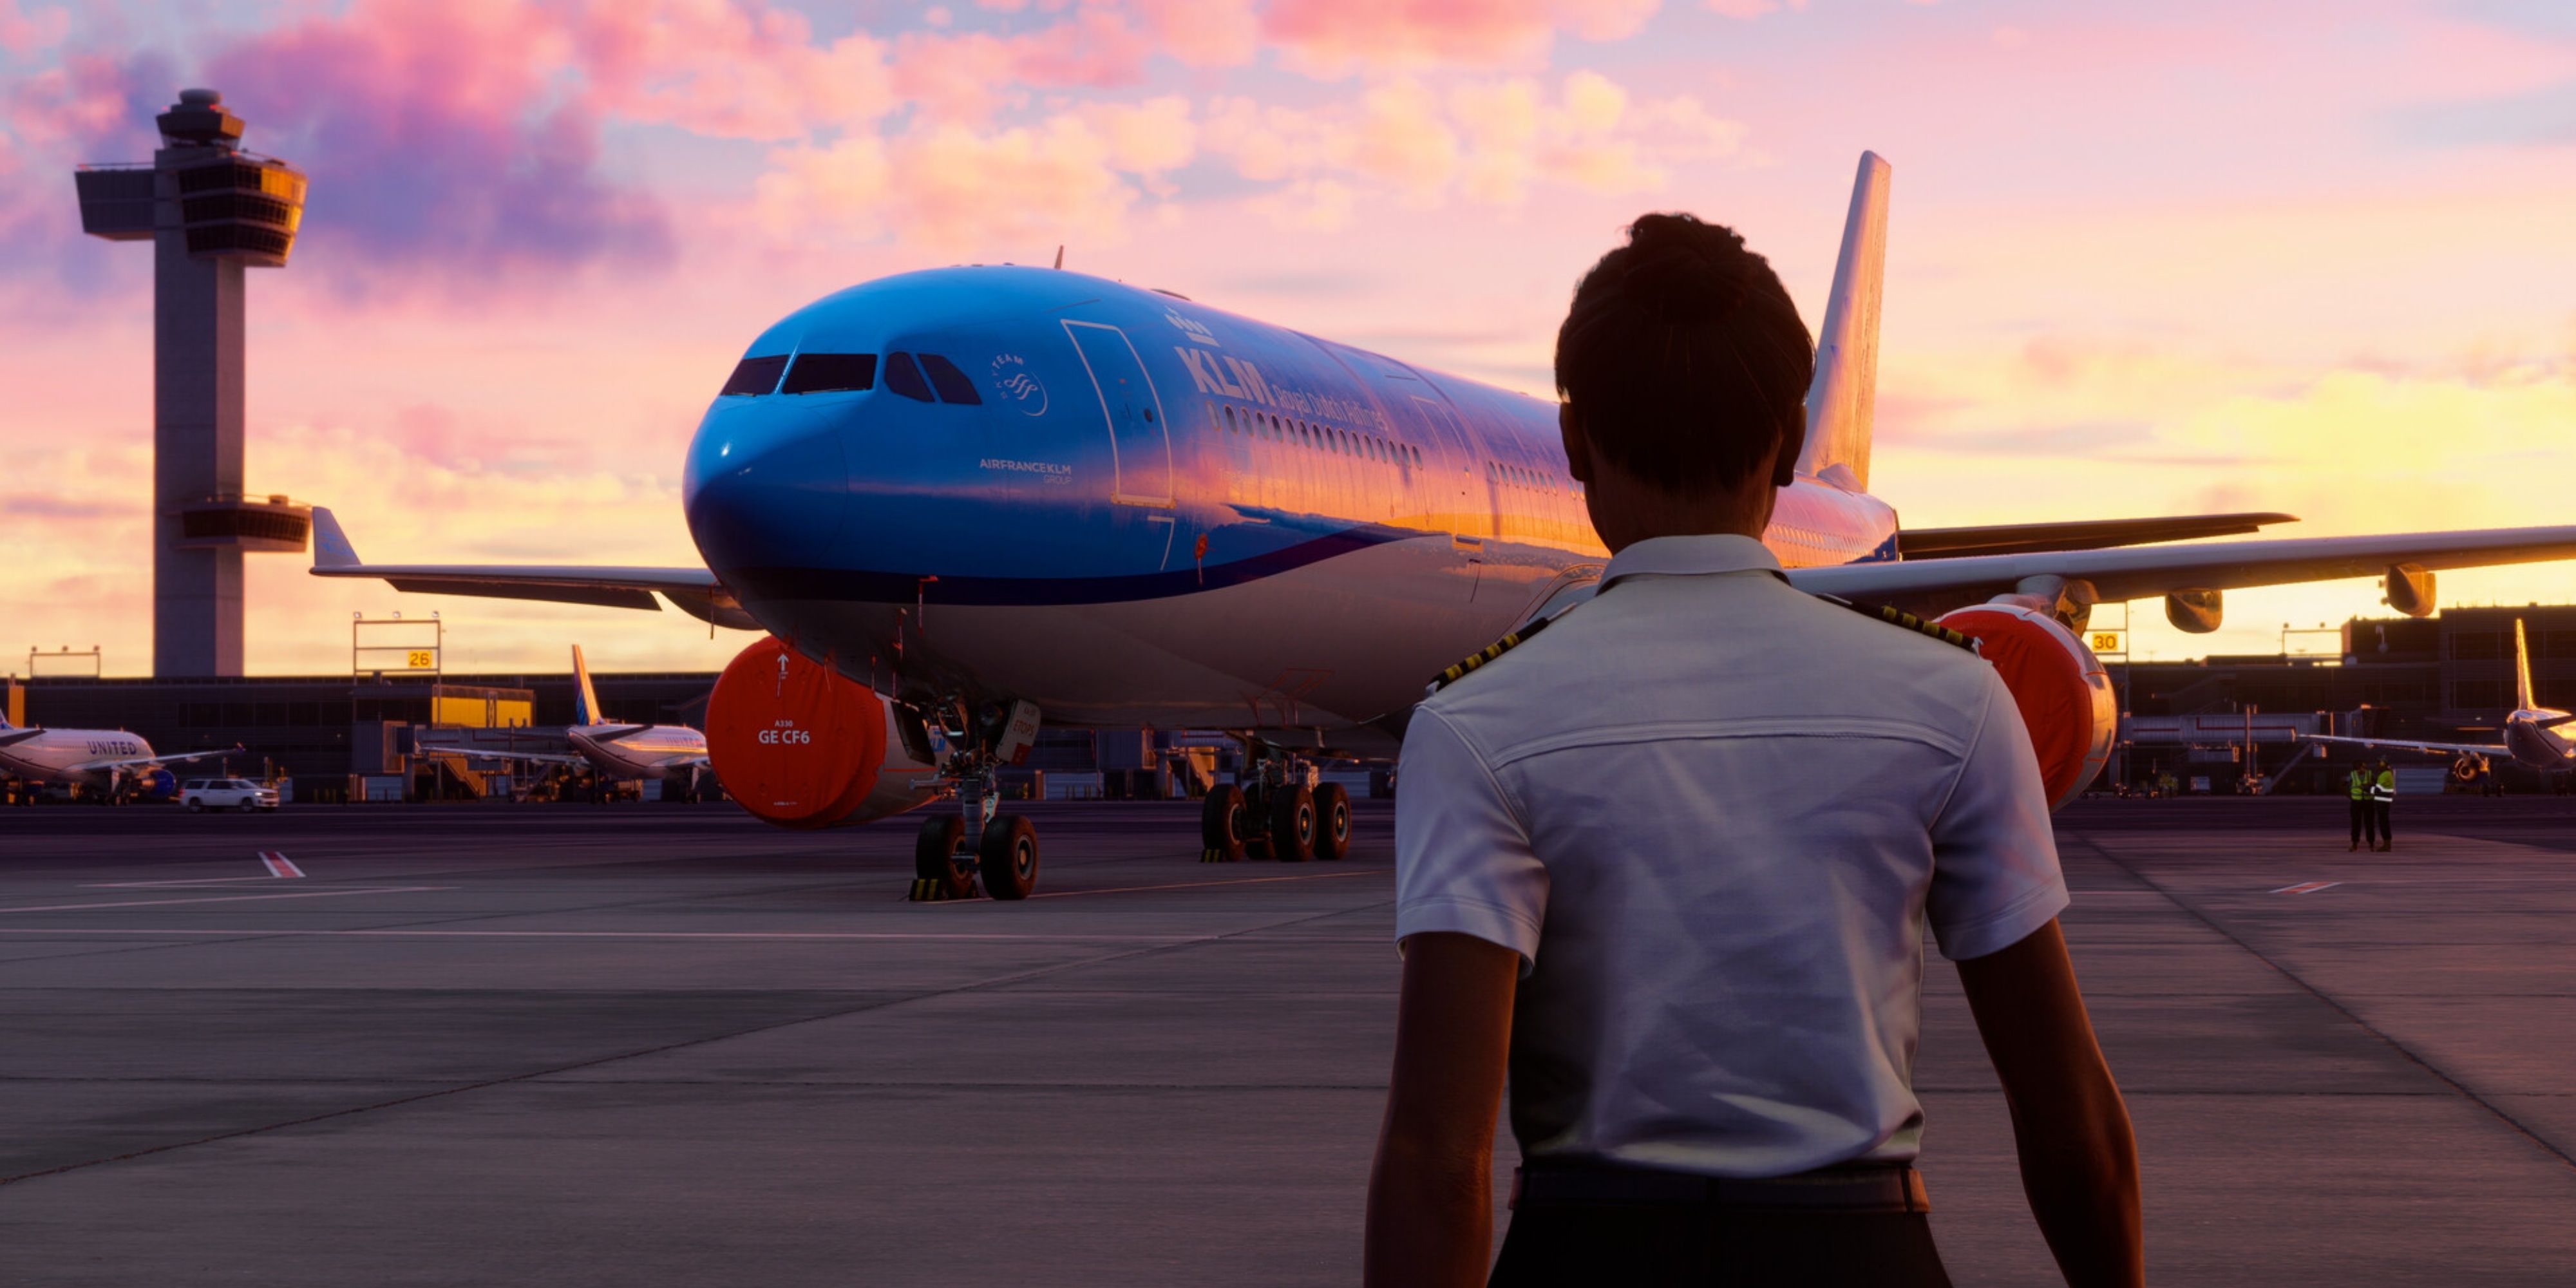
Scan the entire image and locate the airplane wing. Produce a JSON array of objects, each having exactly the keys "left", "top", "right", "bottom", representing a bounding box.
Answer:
[
  {"left": 306, "top": 508, "right": 757, "bottom": 628},
  {"left": 2297, "top": 733, "right": 2506, "bottom": 757},
  {"left": 415, "top": 743, "right": 590, "bottom": 767},
  {"left": 1895, "top": 512, "right": 2297, "bottom": 560},
  {"left": 68, "top": 744, "right": 243, "bottom": 773},
  {"left": 1790, "top": 524, "right": 2576, "bottom": 615}
]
